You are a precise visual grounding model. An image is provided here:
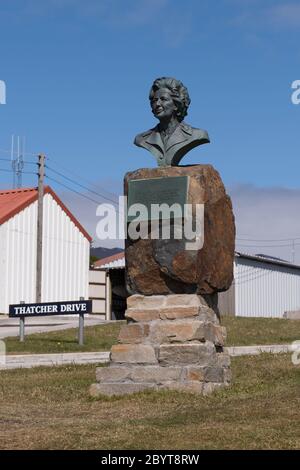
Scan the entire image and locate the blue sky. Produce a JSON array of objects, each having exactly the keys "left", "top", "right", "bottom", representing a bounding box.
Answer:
[{"left": 1, "top": 0, "right": 300, "bottom": 258}]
